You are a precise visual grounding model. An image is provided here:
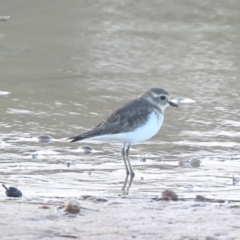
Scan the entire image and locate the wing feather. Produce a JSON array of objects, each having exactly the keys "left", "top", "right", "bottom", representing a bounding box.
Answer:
[{"left": 70, "top": 98, "right": 158, "bottom": 142}]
